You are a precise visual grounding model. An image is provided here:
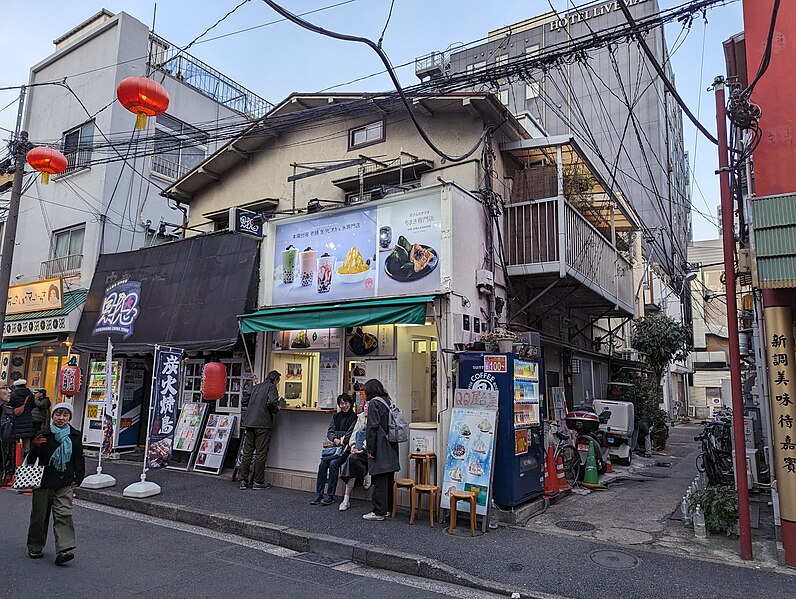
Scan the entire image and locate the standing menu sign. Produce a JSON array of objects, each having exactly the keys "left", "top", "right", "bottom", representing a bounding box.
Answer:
[
  {"left": 168, "top": 402, "right": 209, "bottom": 471},
  {"left": 194, "top": 414, "right": 236, "bottom": 475},
  {"left": 145, "top": 347, "right": 183, "bottom": 470},
  {"left": 440, "top": 389, "right": 498, "bottom": 516}
]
